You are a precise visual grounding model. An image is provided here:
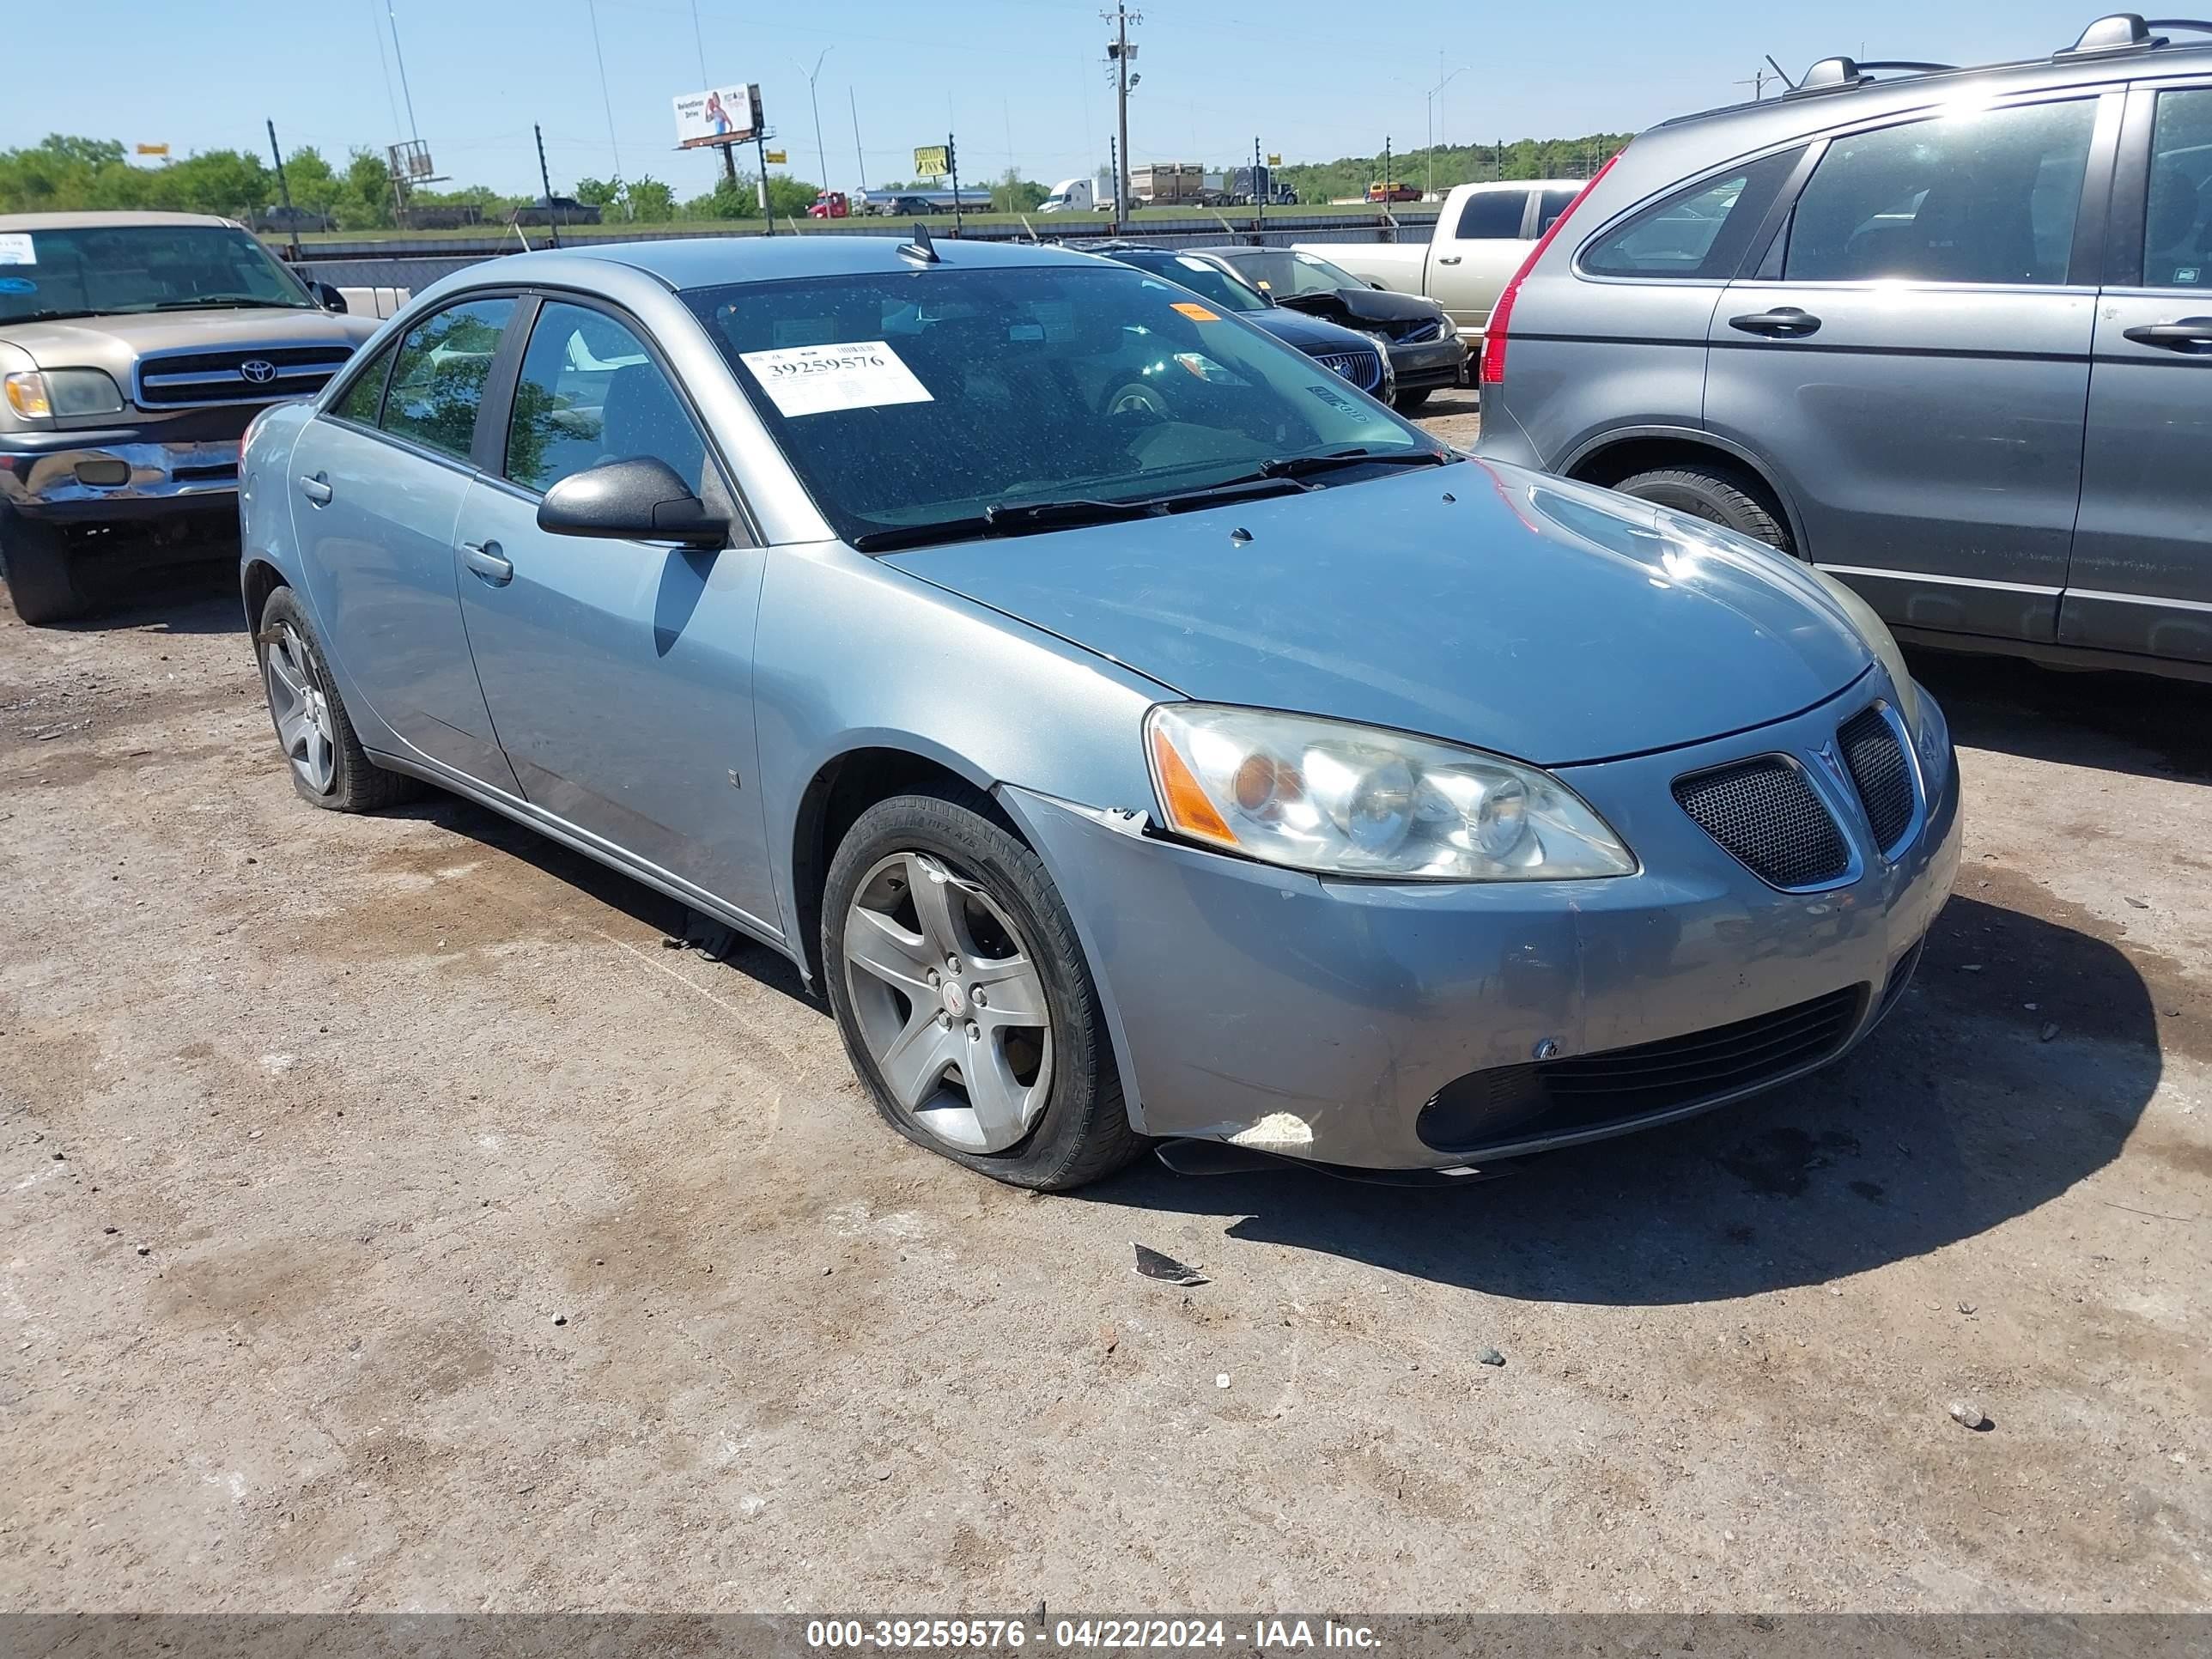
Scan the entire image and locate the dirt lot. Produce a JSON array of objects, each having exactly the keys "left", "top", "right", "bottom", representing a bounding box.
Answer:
[{"left": 3, "top": 471, "right": 2208, "bottom": 1612}]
